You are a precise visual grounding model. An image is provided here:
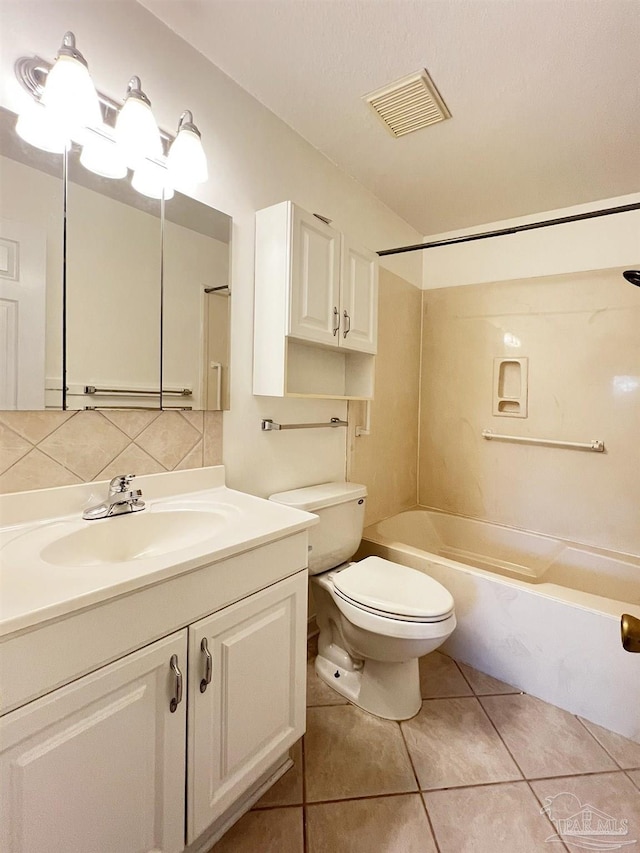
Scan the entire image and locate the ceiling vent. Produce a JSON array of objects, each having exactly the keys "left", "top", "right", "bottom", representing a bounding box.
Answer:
[{"left": 363, "top": 69, "right": 451, "bottom": 138}]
